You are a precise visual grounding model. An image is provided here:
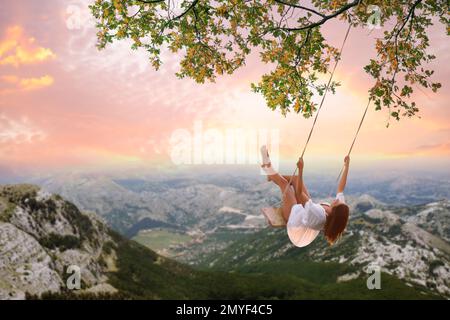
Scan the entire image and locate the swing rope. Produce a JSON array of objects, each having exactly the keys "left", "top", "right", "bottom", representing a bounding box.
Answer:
[
  {"left": 329, "top": 97, "right": 371, "bottom": 197},
  {"left": 347, "top": 97, "right": 371, "bottom": 157},
  {"left": 277, "top": 22, "right": 353, "bottom": 205},
  {"left": 300, "top": 23, "right": 352, "bottom": 160}
]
